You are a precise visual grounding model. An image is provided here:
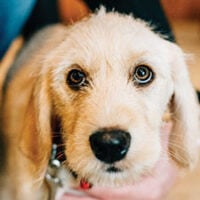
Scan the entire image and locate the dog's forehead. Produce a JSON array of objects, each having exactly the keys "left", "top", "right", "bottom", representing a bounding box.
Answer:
[
  {"left": 52, "top": 13, "right": 171, "bottom": 77},
  {"left": 63, "top": 13, "right": 167, "bottom": 60}
]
